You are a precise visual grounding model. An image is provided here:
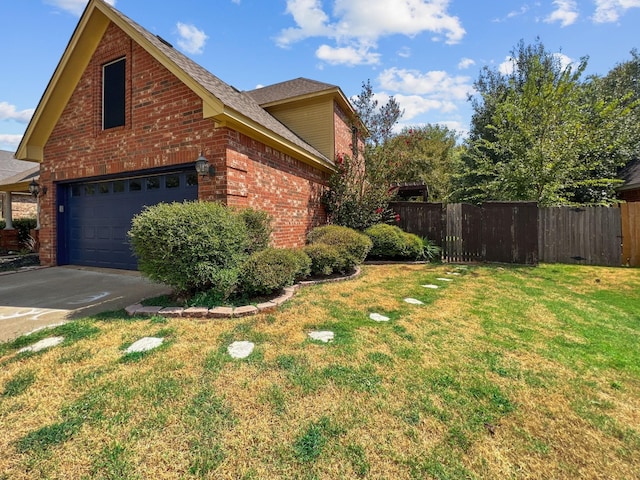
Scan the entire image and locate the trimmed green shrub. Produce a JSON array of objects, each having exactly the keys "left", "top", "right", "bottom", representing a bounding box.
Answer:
[
  {"left": 128, "top": 201, "right": 249, "bottom": 297},
  {"left": 237, "top": 207, "right": 273, "bottom": 254},
  {"left": 240, "top": 248, "right": 311, "bottom": 296},
  {"left": 307, "top": 225, "right": 372, "bottom": 272},
  {"left": 365, "top": 223, "right": 424, "bottom": 260},
  {"left": 303, "top": 243, "right": 344, "bottom": 276}
]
